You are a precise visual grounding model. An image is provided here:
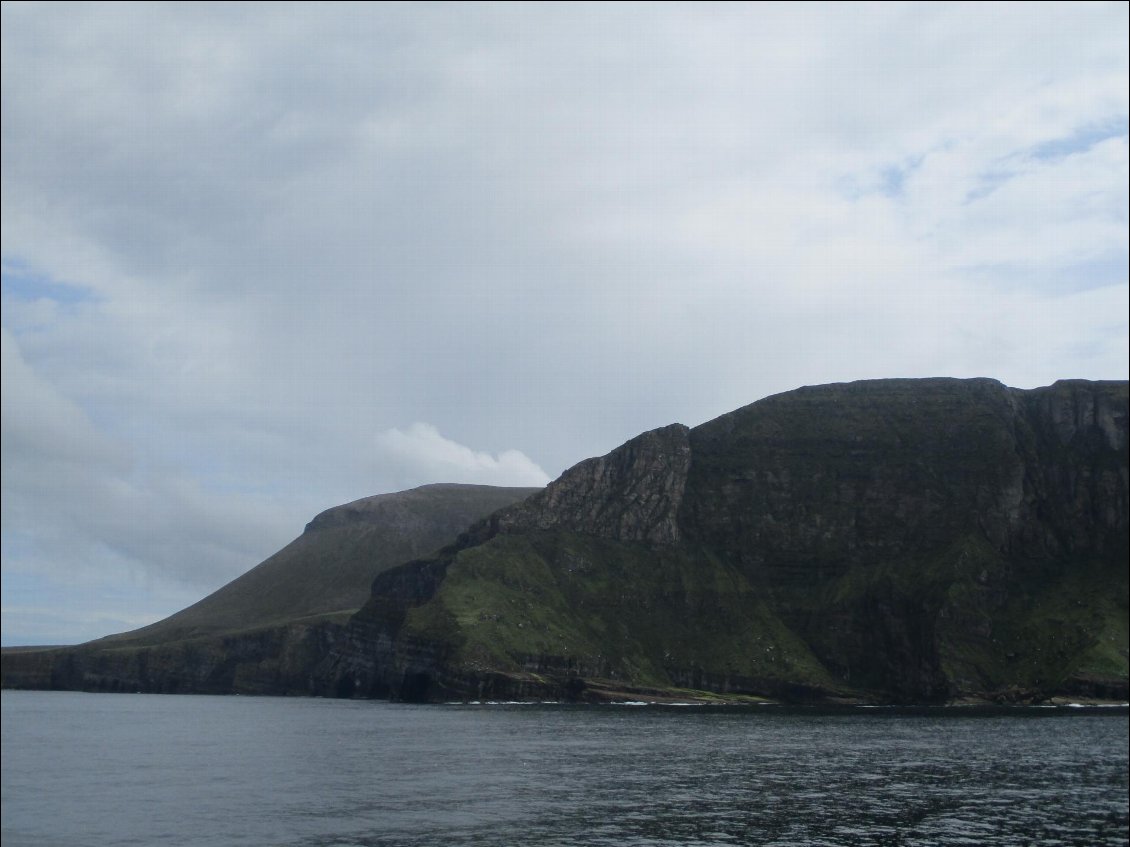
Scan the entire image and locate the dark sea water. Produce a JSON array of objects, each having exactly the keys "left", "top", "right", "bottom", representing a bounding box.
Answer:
[{"left": 1, "top": 691, "right": 1127, "bottom": 847}]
